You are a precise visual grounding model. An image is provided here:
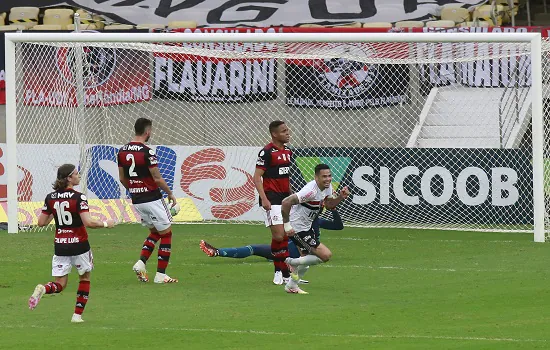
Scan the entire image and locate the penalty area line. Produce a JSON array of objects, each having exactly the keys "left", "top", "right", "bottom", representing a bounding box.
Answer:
[{"left": 2, "top": 324, "right": 546, "bottom": 343}]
